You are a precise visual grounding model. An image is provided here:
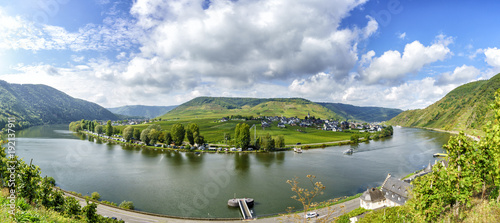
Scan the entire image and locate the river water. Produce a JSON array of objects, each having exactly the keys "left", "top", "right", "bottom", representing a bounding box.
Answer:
[{"left": 13, "top": 124, "right": 450, "bottom": 218}]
